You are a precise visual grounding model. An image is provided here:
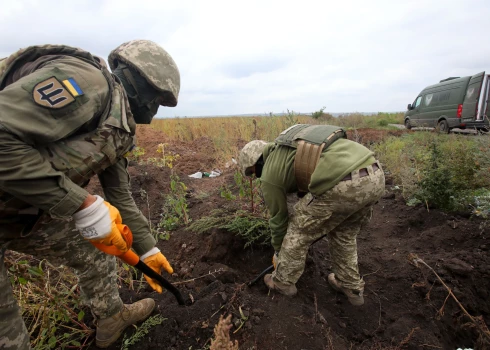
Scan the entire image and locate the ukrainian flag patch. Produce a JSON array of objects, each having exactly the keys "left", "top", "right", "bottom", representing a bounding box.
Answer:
[{"left": 62, "top": 78, "right": 84, "bottom": 97}]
